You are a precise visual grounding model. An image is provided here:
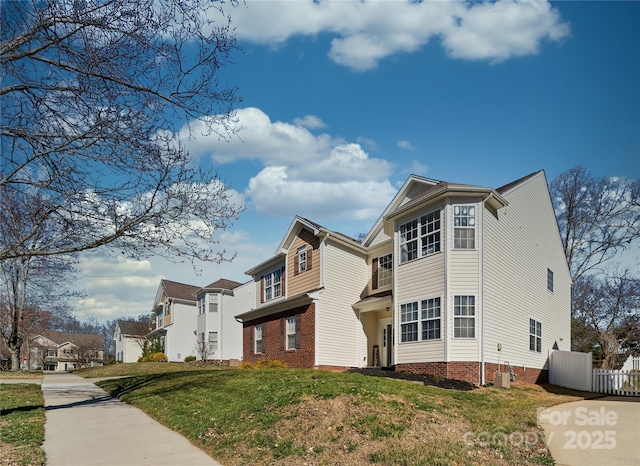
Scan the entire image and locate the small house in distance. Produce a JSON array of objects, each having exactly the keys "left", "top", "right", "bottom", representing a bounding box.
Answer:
[
  {"left": 114, "top": 320, "right": 152, "bottom": 363},
  {"left": 193, "top": 278, "right": 253, "bottom": 363},
  {"left": 147, "top": 279, "right": 200, "bottom": 362},
  {"left": 29, "top": 331, "right": 104, "bottom": 371}
]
